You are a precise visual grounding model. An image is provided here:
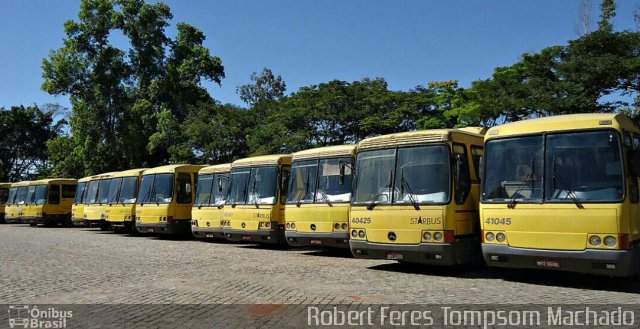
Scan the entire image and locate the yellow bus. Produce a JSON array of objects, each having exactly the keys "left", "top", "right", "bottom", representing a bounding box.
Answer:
[
  {"left": 191, "top": 164, "right": 232, "bottom": 239},
  {"left": 349, "top": 129, "right": 485, "bottom": 265},
  {"left": 0, "top": 183, "right": 10, "bottom": 223},
  {"left": 83, "top": 172, "right": 116, "bottom": 230},
  {"left": 5, "top": 181, "right": 29, "bottom": 224},
  {"left": 481, "top": 113, "right": 640, "bottom": 276},
  {"left": 135, "top": 164, "right": 203, "bottom": 234},
  {"left": 71, "top": 176, "right": 92, "bottom": 226},
  {"left": 285, "top": 145, "right": 355, "bottom": 248},
  {"left": 22, "top": 178, "right": 78, "bottom": 226},
  {"left": 104, "top": 168, "right": 146, "bottom": 232},
  {"left": 223, "top": 155, "right": 292, "bottom": 244}
]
